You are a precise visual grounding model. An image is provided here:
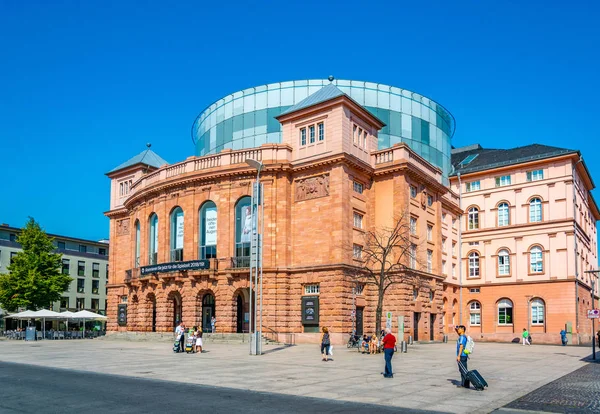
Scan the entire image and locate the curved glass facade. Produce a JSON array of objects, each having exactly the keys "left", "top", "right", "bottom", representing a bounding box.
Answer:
[{"left": 192, "top": 79, "right": 455, "bottom": 180}]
